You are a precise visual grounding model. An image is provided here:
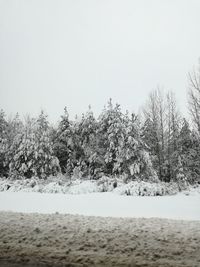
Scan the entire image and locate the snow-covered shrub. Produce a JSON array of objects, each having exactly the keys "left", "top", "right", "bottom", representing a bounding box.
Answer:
[
  {"left": 0, "top": 176, "right": 196, "bottom": 196},
  {"left": 113, "top": 181, "right": 181, "bottom": 196},
  {"left": 0, "top": 179, "right": 12, "bottom": 191},
  {"left": 97, "top": 176, "right": 124, "bottom": 192},
  {"left": 67, "top": 180, "right": 99, "bottom": 194},
  {"left": 42, "top": 182, "right": 64, "bottom": 193}
]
